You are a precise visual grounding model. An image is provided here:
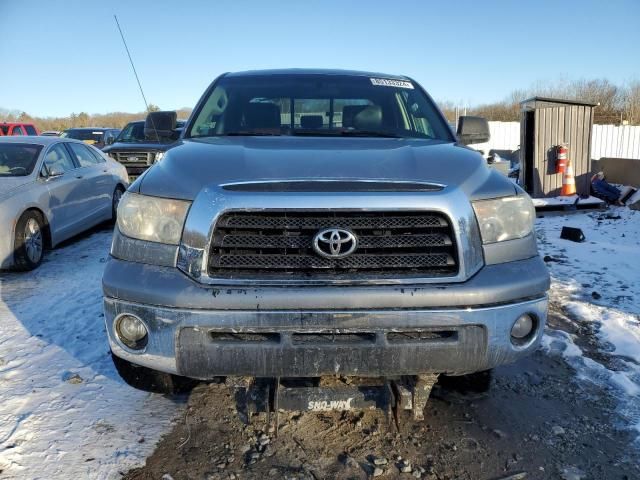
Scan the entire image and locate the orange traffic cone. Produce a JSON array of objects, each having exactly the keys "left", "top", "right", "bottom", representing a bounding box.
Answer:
[{"left": 561, "top": 162, "right": 576, "bottom": 196}]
